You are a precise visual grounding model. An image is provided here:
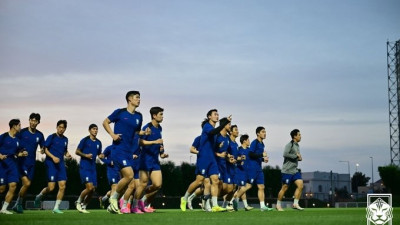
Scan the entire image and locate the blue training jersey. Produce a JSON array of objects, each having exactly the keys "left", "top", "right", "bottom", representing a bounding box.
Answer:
[
  {"left": 215, "top": 134, "right": 230, "bottom": 166},
  {"left": 107, "top": 108, "right": 142, "bottom": 153},
  {"left": 237, "top": 146, "right": 250, "bottom": 171},
  {"left": 140, "top": 123, "right": 162, "bottom": 163},
  {"left": 192, "top": 136, "right": 201, "bottom": 149},
  {"left": 44, "top": 133, "right": 68, "bottom": 162},
  {"left": 0, "top": 132, "right": 21, "bottom": 165},
  {"left": 198, "top": 122, "right": 218, "bottom": 160},
  {"left": 78, "top": 136, "right": 102, "bottom": 169},
  {"left": 17, "top": 128, "right": 45, "bottom": 166},
  {"left": 248, "top": 139, "right": 264, "bottom": 171}
]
